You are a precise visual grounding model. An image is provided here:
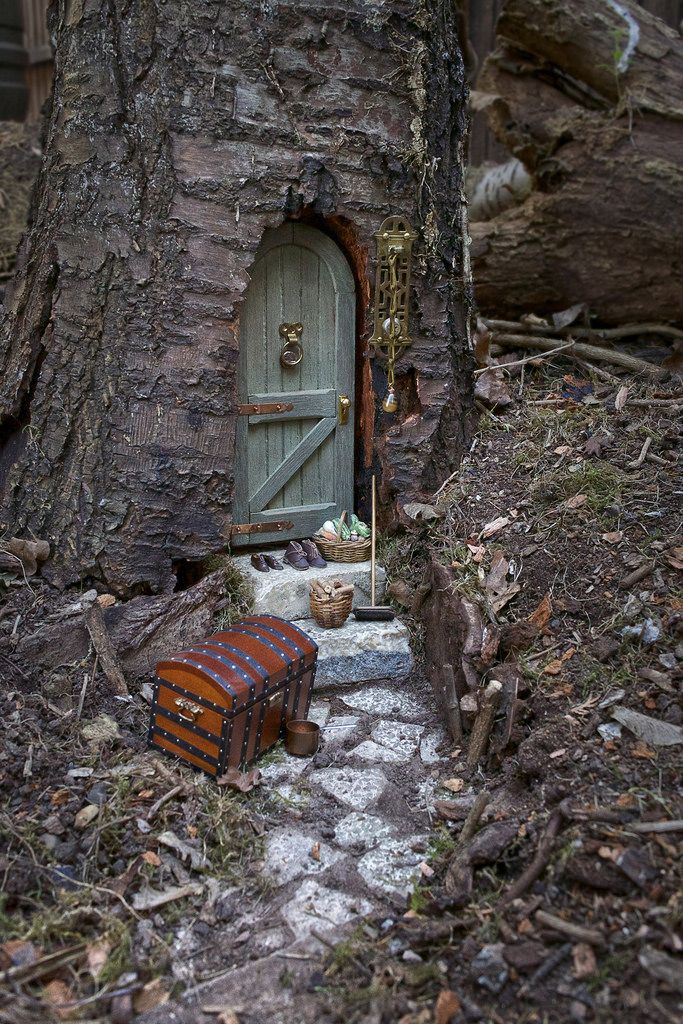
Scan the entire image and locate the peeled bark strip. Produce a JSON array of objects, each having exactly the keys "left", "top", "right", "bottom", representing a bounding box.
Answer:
[
  {"left": 0, "top": 1, "right": 474, "bottom": 595},
  {"left": 467, "top": 679, "right": 502, "bottom": 768},
  {"left": 471, "top": 0, "right": 683, "bottom": 325}
]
